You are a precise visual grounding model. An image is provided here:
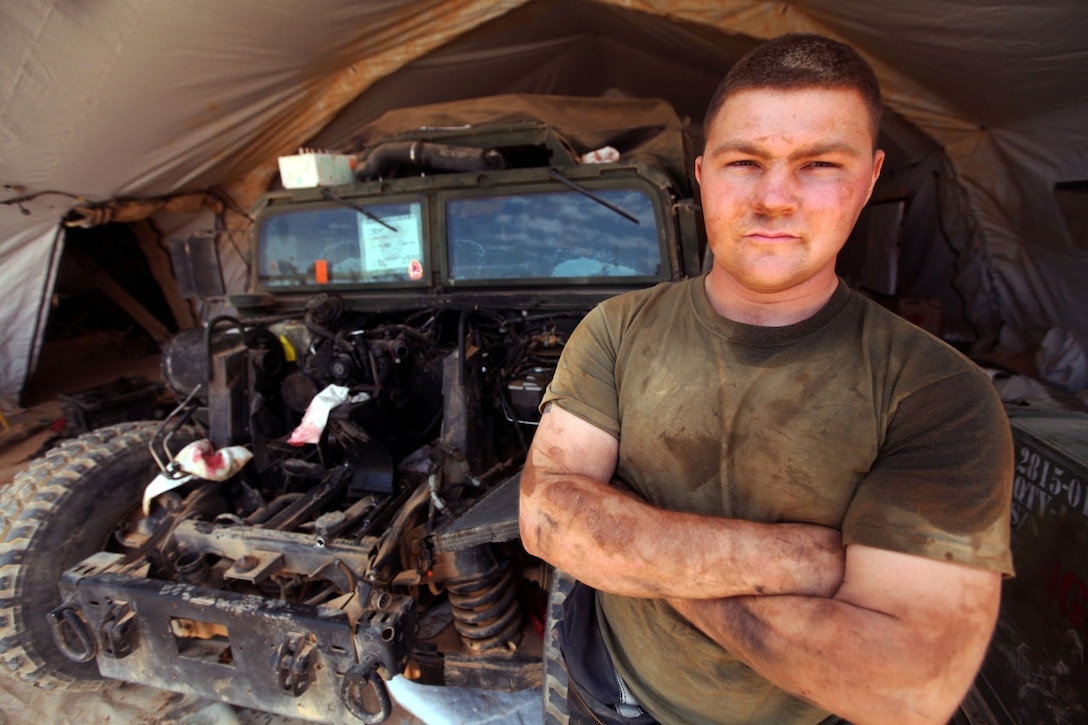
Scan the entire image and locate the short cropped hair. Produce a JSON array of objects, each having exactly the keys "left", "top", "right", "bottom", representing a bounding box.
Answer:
[{"left": 704, "top": 34, "right": 883, "bottom": 144}]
